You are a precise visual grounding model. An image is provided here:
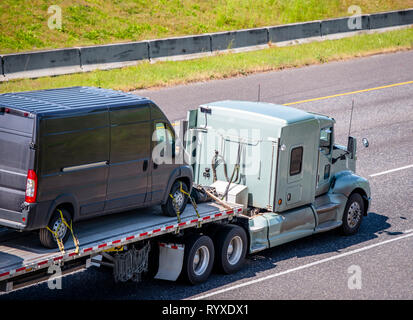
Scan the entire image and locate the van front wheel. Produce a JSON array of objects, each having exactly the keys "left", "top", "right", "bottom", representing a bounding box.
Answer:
[
  {"left": 39, "top": 208, "right": 72, "bottom": 249},
  {"left": 162, "top": 181, "right": 189, "bottom": 217}
]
